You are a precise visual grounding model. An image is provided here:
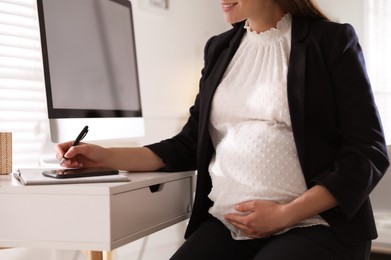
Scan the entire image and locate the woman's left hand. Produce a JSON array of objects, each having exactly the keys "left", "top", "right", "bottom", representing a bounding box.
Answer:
[
  {"left": 224, "top": 200, "right": 289, "bottom": 239},
  {"left": 224, "top": 186, "right": 338, "bottom": 238}
]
